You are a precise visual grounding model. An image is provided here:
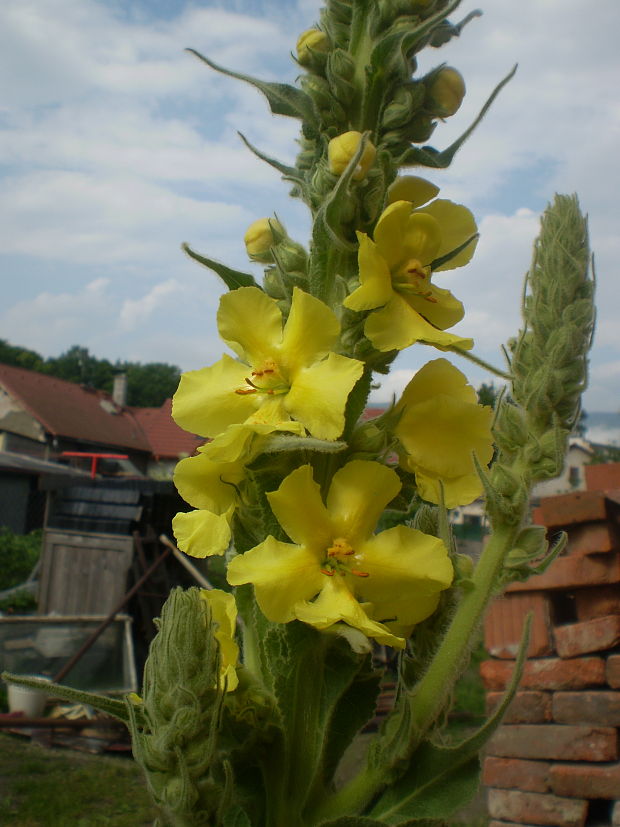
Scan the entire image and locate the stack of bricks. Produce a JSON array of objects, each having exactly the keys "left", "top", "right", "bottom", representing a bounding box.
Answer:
[{"left": 481, "top": 467, "right": 620, "bottom": 827}]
